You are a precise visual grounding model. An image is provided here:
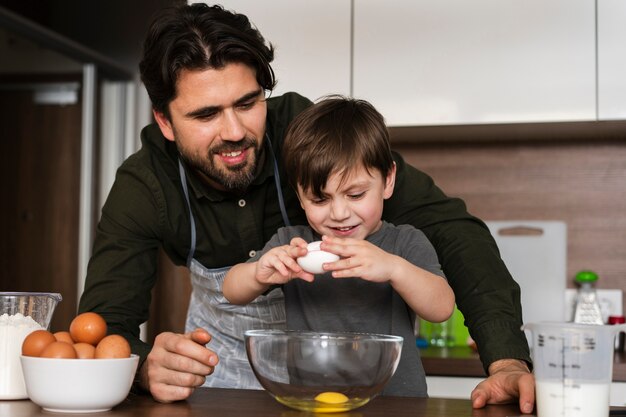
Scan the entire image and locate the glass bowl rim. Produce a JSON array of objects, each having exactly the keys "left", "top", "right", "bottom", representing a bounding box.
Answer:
[
  {"left": 244, "top": 329, "right": 403, "bottom": 342},
  {"left": 0, "top": 292, "right": 62, "bottom": 302}
]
